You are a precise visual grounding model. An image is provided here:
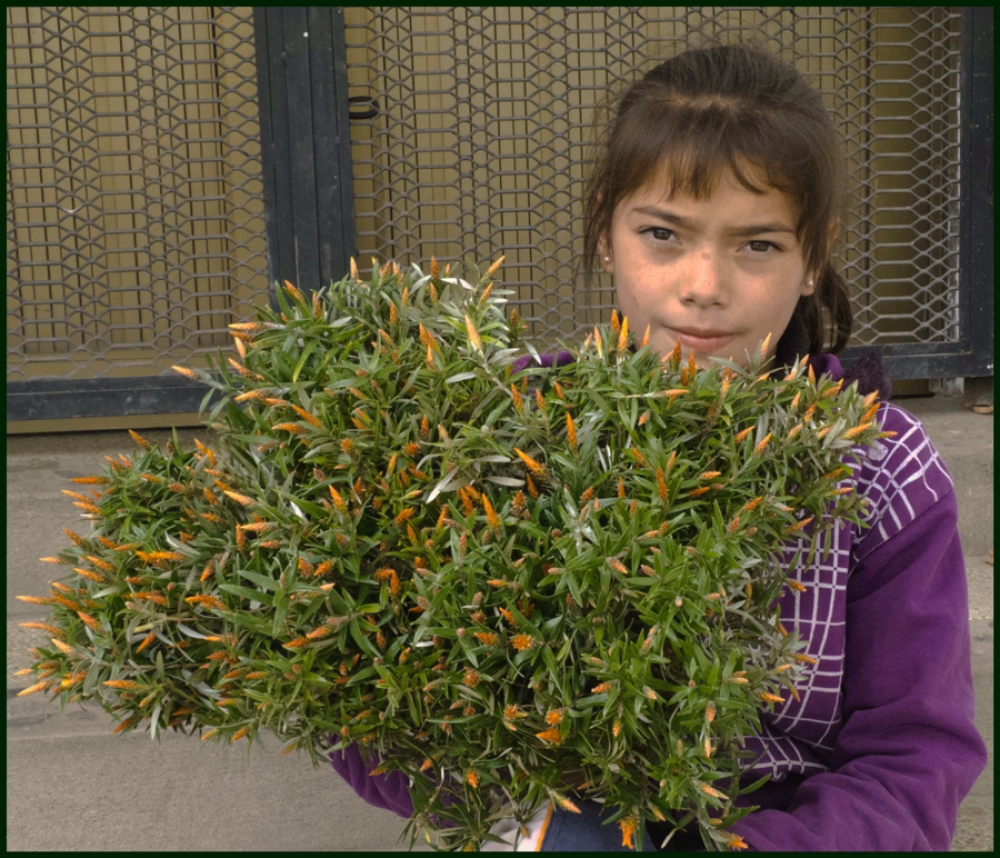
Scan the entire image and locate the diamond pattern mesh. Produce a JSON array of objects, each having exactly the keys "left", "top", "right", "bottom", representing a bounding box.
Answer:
[
  {"left": 7, "top": 7, "right": 267, "bottom": 383},
  {"left": 343, "top": 7, "right": 963, "bottom": 354}
]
